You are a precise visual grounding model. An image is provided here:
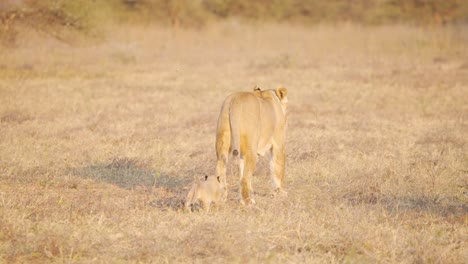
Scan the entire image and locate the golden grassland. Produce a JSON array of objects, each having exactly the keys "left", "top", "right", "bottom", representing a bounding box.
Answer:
[{"left": 0, "top": 23, "right": 467, "bottom": 263}]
